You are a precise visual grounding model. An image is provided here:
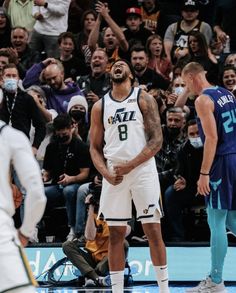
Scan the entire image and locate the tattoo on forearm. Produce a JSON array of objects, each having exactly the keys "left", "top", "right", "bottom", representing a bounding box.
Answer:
[{"left": 140, "top": 91, "right": 163, "bottom": 152}]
